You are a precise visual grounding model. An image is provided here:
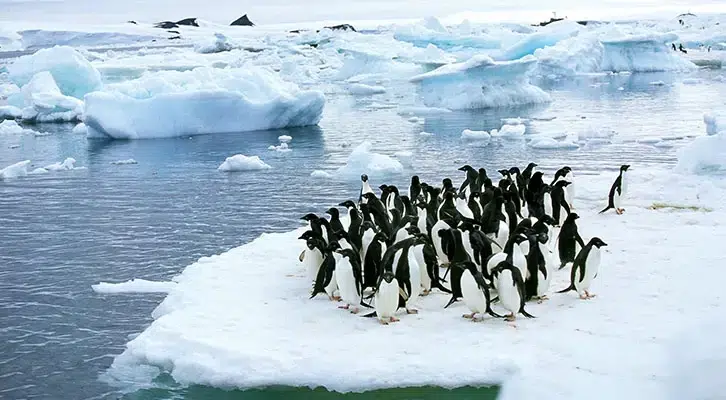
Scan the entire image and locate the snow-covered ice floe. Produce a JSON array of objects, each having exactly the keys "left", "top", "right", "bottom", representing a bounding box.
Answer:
[
  {"left": 16, "top": 71, "right": 84, "bottom": 122},
  {"left": 105, "top": 167, "right": 726, "bottom": 398},
  {"left": 528, "top": 136, "right": 580, "bottom": 150},
  {"left": 409, "top": 55, "right": 551, "bottom": 110},
  {"left": 0, "top": 160, "right": 30, "bottom": 179},
  {"left": 92, "top": 279, "right": 176, "bottom": 294},
  {"left": 677, "top": 131, "right": 726, "bottom": 174},
  {"left": 704, "top": 113, "right": 723, "bottom": 136},
  {"left": 335, "top": 141, "right": 404, "bottom": 179},
  {"left": 218, "top": 155, "right": 271, "bottom": 172},
  {"left": 85, "top": 67, "right": 325, "bottom": 139},
  {"left": 461, "top": 129, "right": 491, "bottom": 141},
  {"left": 393, "top": 17, "right": 501, "bottom": 50}
]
